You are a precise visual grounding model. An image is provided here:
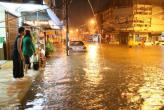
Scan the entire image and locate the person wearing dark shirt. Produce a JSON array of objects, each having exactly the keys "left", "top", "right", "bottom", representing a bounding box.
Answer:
[{"left": 12, "top": 27, "right": 25, "bottom": 79}]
